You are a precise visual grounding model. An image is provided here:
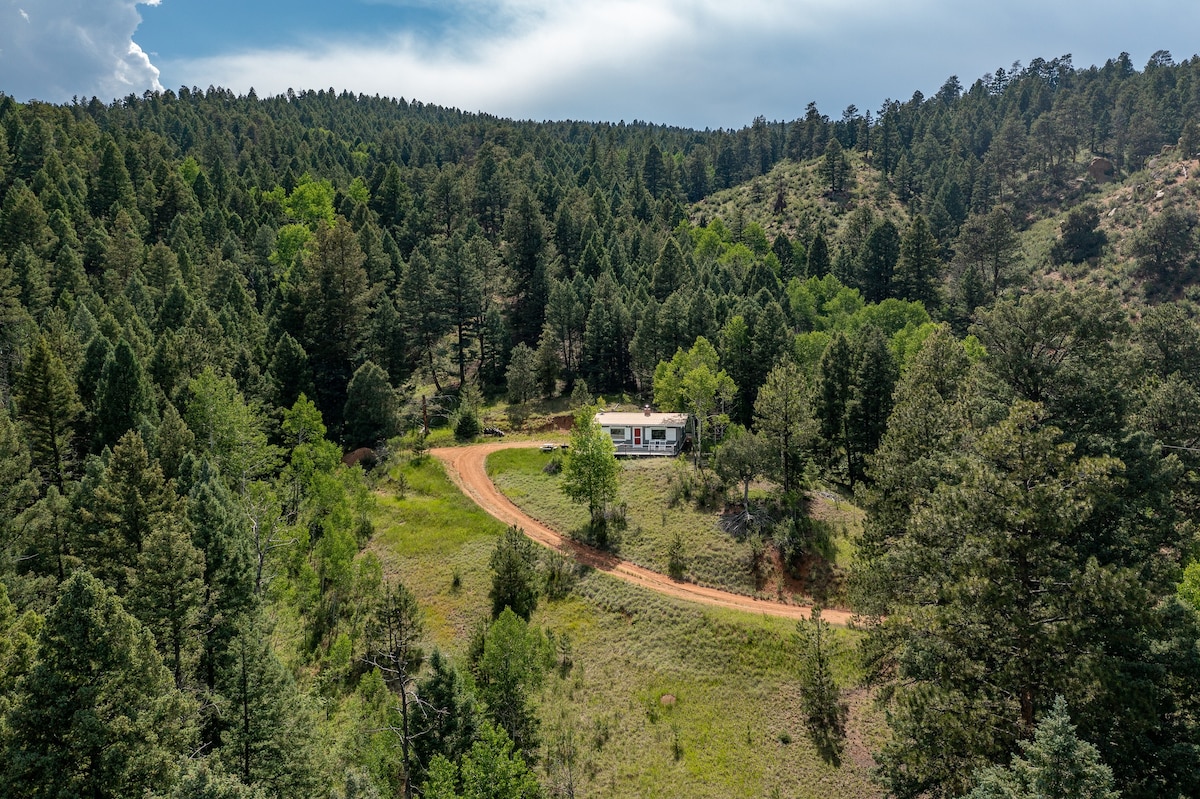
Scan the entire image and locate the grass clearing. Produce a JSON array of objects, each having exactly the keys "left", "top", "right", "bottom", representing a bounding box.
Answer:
[
  {"left": 369, "top": 452, "right": 885, "bottom": 799},
  {"left": 489, "top": 448, "right": 759, "bottom": 595}
]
